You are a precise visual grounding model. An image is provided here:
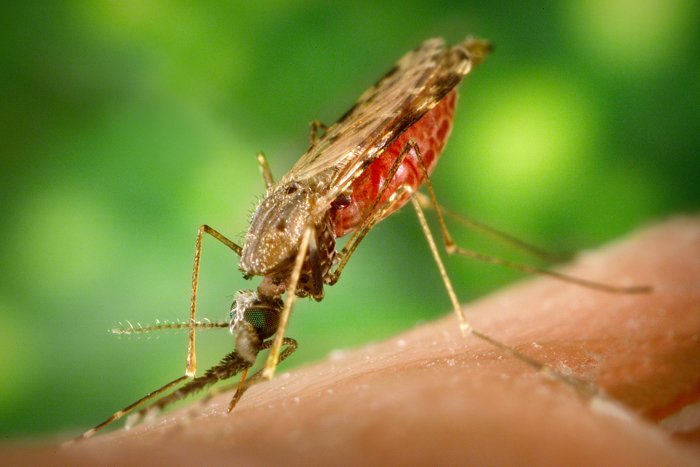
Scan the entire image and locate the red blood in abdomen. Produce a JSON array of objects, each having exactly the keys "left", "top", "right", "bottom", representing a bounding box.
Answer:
[{"left": 331, "top": 90, "right": 457, "bottom": 238}]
